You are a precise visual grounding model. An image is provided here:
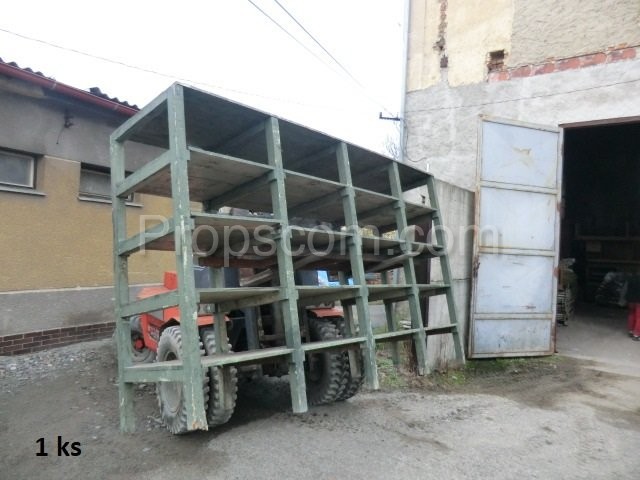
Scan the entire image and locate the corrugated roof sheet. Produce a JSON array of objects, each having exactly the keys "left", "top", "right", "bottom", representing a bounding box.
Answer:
[{"left": 0, "top": 56, "right": 139, "bottom": 110}]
